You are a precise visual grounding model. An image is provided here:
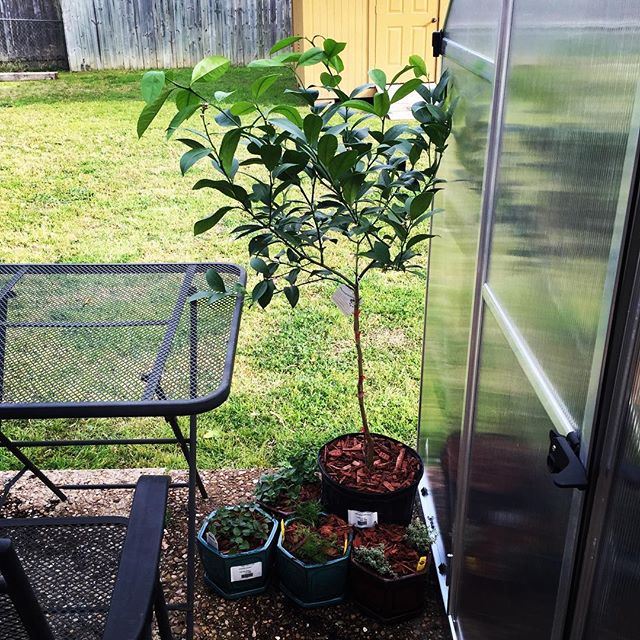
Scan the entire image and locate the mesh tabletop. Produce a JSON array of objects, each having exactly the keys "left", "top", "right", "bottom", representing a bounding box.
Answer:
[{"left": 0, "top": 263, "right": 245, "bottom": 419}]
